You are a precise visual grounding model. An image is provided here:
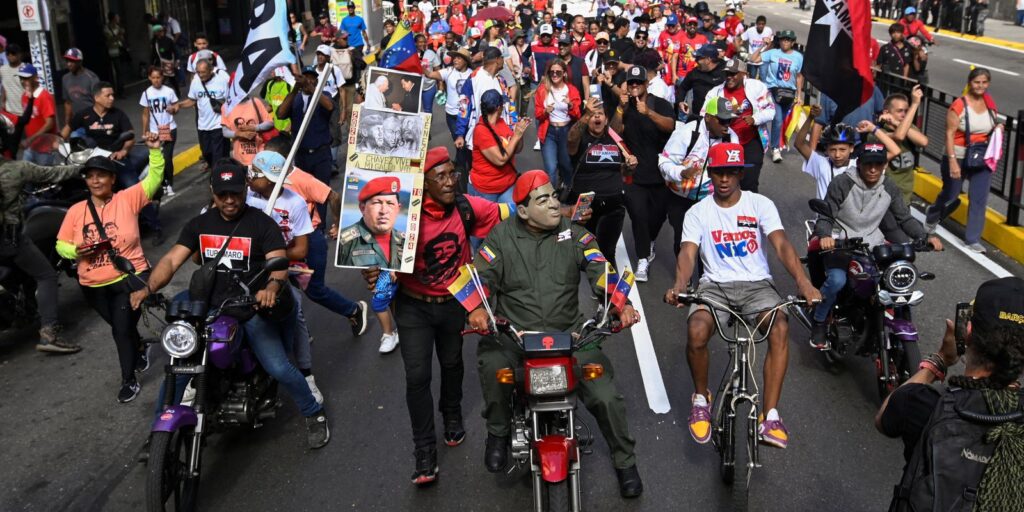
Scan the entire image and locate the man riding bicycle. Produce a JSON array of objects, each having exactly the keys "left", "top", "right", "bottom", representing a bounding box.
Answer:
[{"left": 665, "top": 142, "right": 821, "bottom": 450}]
